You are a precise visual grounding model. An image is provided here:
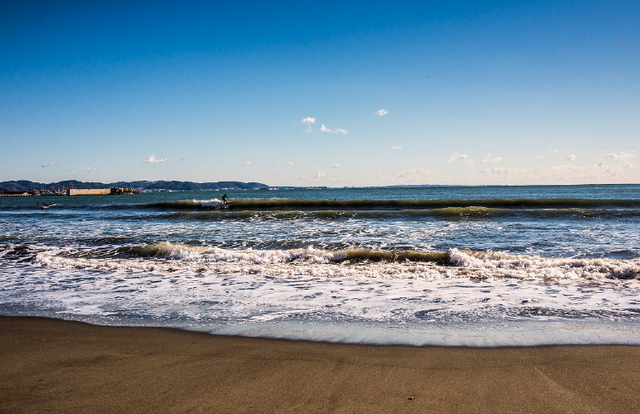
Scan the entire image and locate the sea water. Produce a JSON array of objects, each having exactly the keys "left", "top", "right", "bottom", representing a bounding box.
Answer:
[{"left": 1, "top": 184, "right": 640, "bottom": 346}]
